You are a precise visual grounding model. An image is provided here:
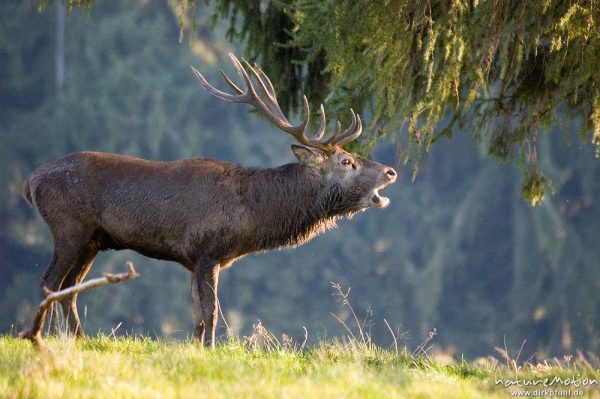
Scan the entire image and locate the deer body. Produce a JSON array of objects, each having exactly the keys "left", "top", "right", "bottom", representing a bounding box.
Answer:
[
  {"left": 25, "top": 151, "right": 362, "bottom": 266},
  {"left": 23, "top": 54, "right": 396, "bottom": 347}
]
